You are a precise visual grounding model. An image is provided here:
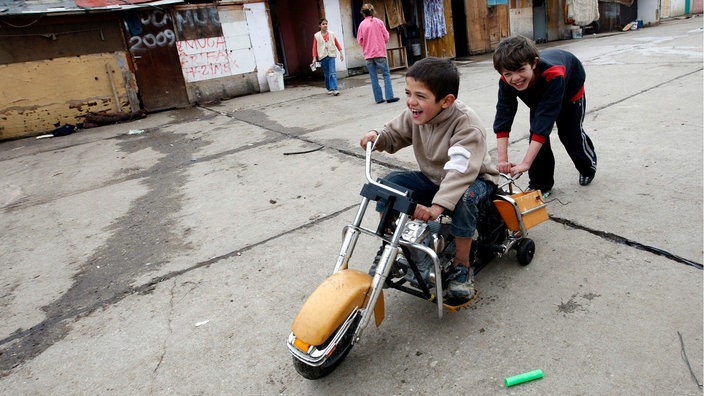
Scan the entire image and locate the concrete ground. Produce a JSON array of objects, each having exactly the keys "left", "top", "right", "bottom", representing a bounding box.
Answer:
[{"left": 0, "top": 16, "right": 702, "bottom": 395}]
